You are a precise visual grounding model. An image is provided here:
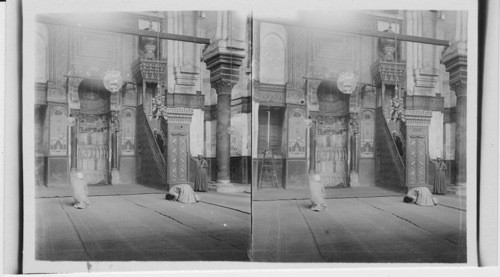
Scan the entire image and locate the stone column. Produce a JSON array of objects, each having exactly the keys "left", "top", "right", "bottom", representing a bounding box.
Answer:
[
  {"left": 110, "top": 111, "right": 120, "bottom": 184},
  {"left": 349, "top": 113, "right": 359, "bottom": 186},
  {"left": 215, "top": 84, "right": 232, "bottom": 183},
  {"left": 308, "top": 119, "right": 317, "bottom": 173},
  {"left": 70, "top": 123, "right": 78, "bottom": 172},
  {"left": 202, "top": 39, "right": 245, "bottom": 189},
  {"left": 442, "top": 42, "right": 467, "bottom": 188}
]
